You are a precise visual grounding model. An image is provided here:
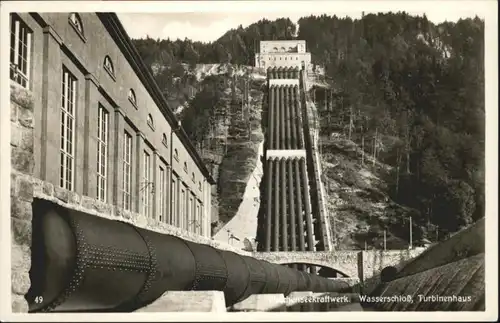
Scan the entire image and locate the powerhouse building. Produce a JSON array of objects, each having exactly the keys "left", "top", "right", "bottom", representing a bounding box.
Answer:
[{"left": 9, "top": 12, "right": 216, "bottom": 237}]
